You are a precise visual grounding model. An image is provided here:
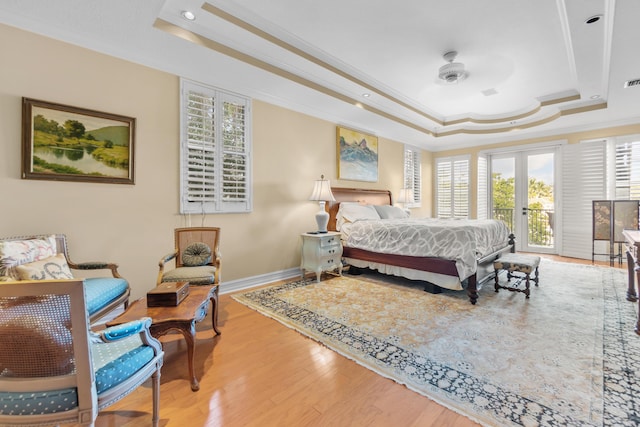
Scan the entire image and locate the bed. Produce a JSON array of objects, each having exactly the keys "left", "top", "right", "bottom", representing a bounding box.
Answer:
[{"left": 327, "top": 187, "right": 515, "bottom": 304}]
